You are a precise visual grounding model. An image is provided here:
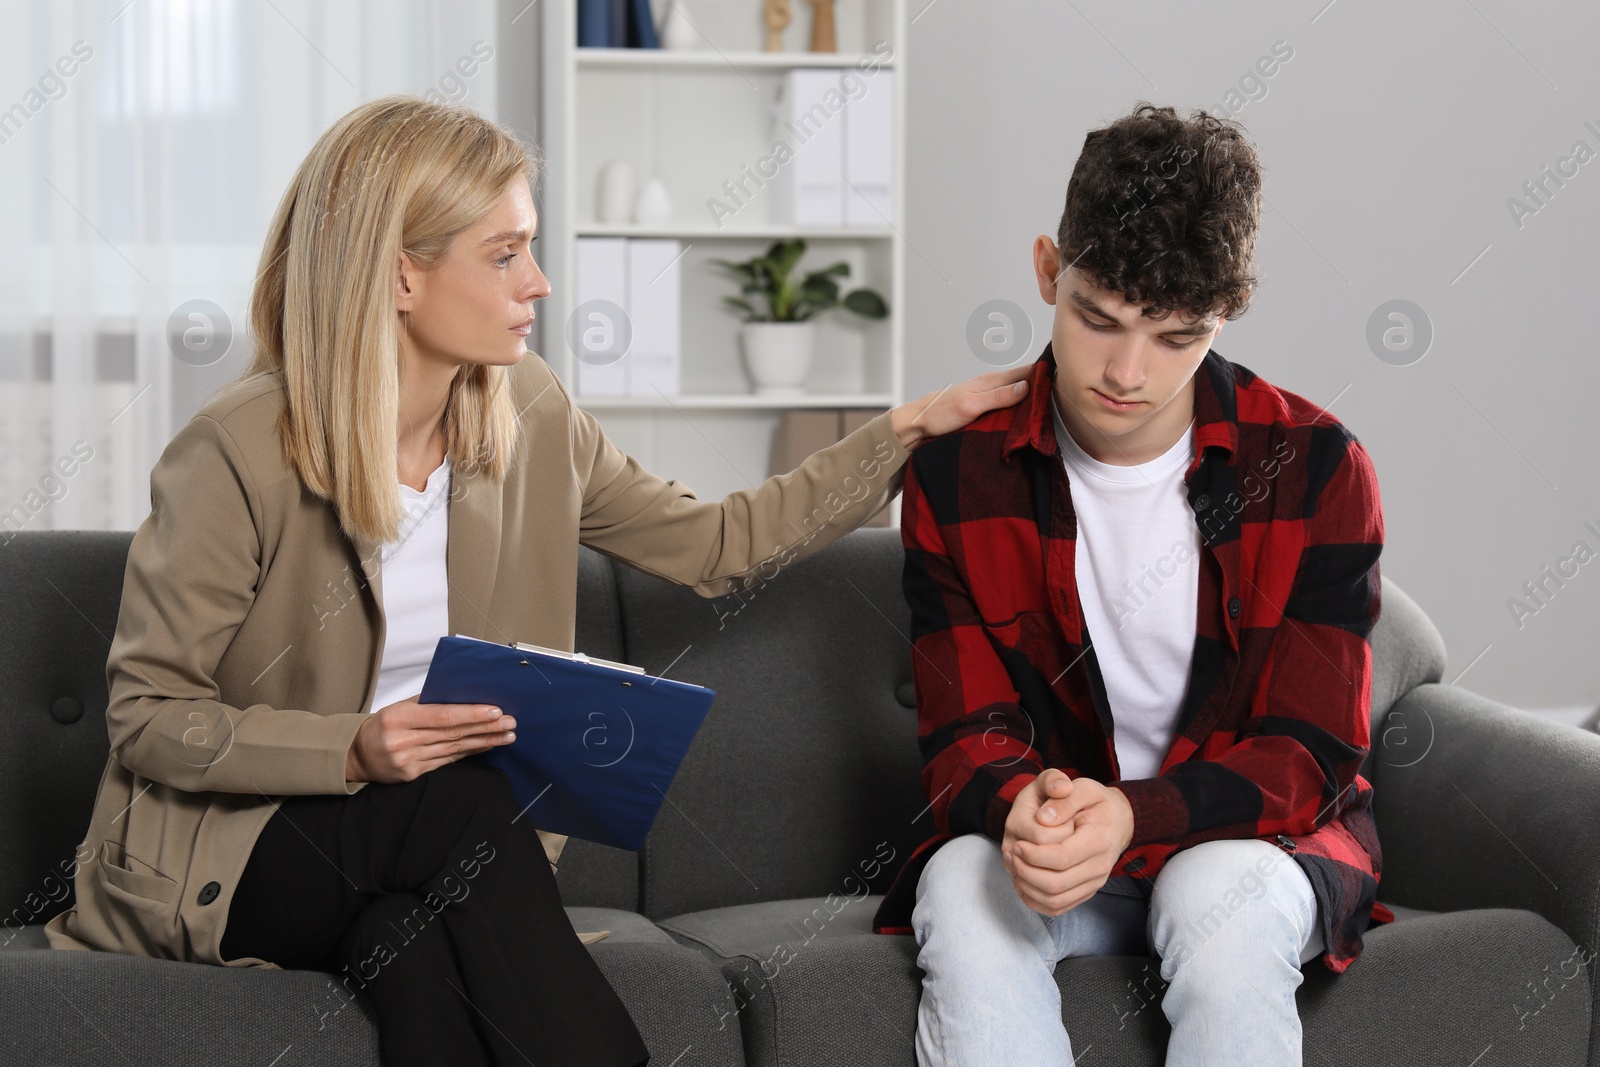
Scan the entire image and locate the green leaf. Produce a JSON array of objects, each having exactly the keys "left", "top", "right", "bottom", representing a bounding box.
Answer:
[
  {"left": 709, "top": 258, "right": 757, "bottom": 281},
  {"left": 800, "top": 277, "right": 840, "bottom": 304},
  {"left": 772, "top": 239, "right": 806, "bottom": 281},
  {"left": 842, "top": 289, "right": 889, "bottom": 319},
  {"left": 807, "top": 261, "right": 851, "bottom": 282}
]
